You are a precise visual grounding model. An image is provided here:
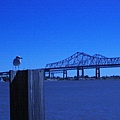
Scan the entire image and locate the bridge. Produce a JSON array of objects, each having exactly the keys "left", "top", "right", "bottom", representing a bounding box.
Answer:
[
  {"left": 45, "top": 52, "right": 120, "bottom": 79},
  {"left": 1, "top": 52, "right": 120, "bottom": 81}
]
